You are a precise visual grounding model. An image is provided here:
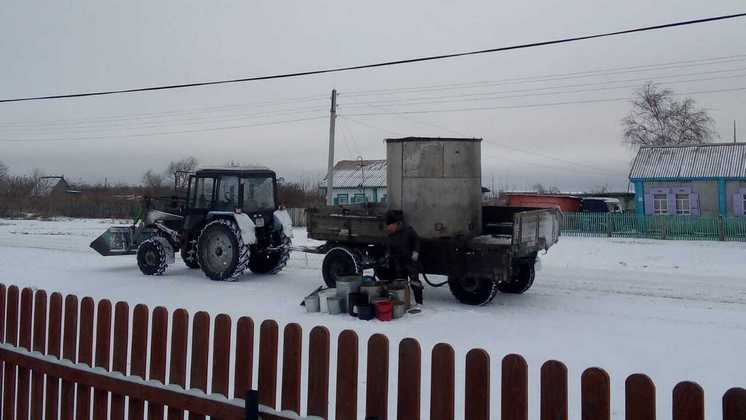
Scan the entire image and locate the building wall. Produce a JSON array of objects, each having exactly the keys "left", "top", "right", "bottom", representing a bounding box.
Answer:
[
  {"left": 644, "top": 180, "right": 719, "bottom": 216},
  {"left": 331, "top": 187, "right": 385, "bottom": 204},
  {"left": 726, "top": 180, "right": 746, "bottom": 216}
]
